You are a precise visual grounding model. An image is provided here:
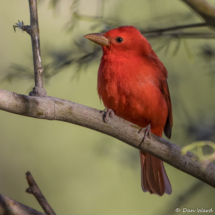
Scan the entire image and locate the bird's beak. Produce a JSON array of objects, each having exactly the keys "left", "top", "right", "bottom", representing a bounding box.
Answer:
[{"left": 84, "top": 33, "right": 109, "bottom": 46}]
